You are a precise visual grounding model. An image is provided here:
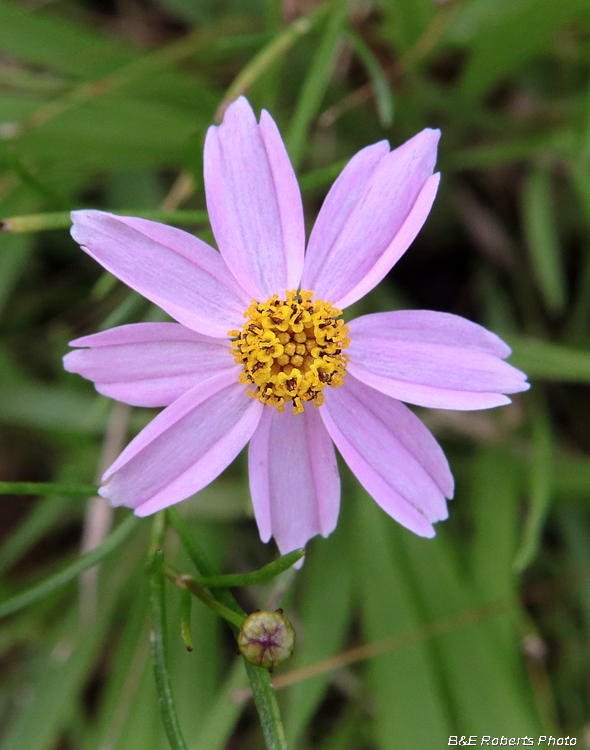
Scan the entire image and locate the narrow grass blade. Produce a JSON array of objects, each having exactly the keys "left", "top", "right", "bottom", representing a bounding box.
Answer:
[
  {"left": 0, "top": 495, "right": 70, "bottom": 575},
  {"left": 0, "top": 481, "right": 99, "bottom": 496},
  {"left": 522, "top": 165, "right": 566, "bottom": 314},
  {"left": 1, "top": 209, "right": 208, "bottom": 233},
  {"left": 179, "top": 589, "right": 193, "bottom": 652},
  {"left": 285, "top": 511, "right": 353, "bottom": 747},
  {"left": 507, "top": 336, "right": 590, "bottom": 382},
  {"left": 514, "top": 392, "right": 553, "bottom": 572},
  {"left": 0, "top": 513, "right": 139, "bottom": 619},
  {"left": 149, "top": 513, "right": 189, "bottom": 750},
  {"left": 165, "top": 508, "right": 288, "bottom": 750},
  {"left": 216, "top": 2, "right": 331, "bottom": 121},
  {"left": 286, "top": 0, "right": 349, "bottom": 168},
  {"left": 193, "top": 660, "right": 249, "bottom": 750},
  {"left": 186, "top": 548, "right": 305, "bottom": 588},
  {"left": 347, "top": 30, "right": 393, "bottom": 127}
]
